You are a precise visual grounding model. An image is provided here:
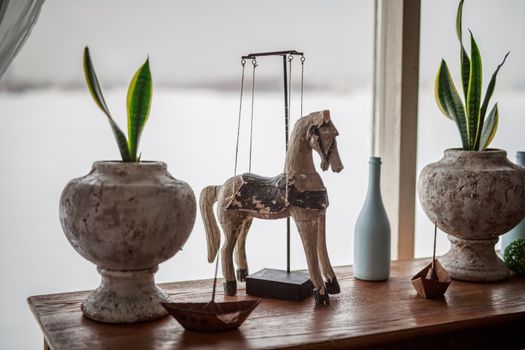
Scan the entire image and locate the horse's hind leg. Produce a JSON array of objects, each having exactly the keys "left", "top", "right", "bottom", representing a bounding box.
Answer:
[
  {"left": 291, "top": 207, "right": 329, "bottom": 306},
  {"left": 220, "top": 218, "right": 244, "bottom": 296},
  {"left": 317, "top": 213, "right": 340, "bottom": 294},
  {"left": 234, "top": 218, "right": 253, "bottom": 282}
]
